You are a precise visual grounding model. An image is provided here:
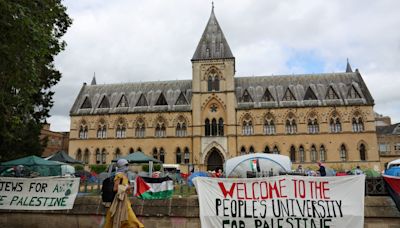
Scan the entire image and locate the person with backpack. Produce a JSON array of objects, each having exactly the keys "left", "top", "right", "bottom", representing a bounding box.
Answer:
[{"left": 104, "top": 159, "right": 144, "bottom": 228}]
